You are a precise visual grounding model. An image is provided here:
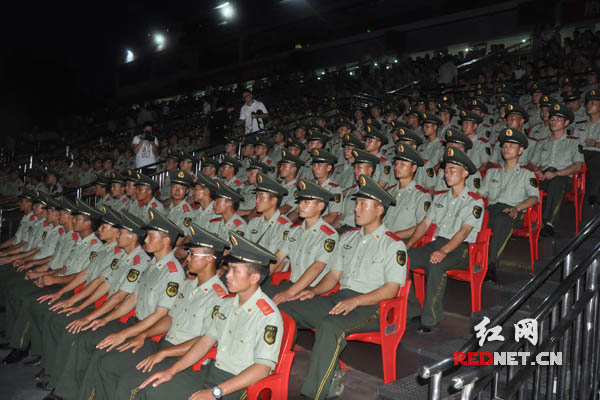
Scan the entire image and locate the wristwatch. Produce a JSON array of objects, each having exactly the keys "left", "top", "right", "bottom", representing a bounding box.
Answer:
[{"left": 211, "top": 386, "right": 223, "bottom": 399}]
